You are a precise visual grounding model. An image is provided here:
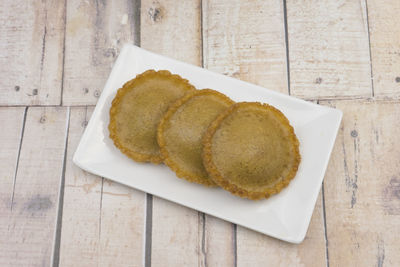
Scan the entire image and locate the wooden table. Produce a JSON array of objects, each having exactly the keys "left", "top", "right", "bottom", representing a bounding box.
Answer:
[{"left": 1, "top": 0, "right": 399, "bottom": 266}]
